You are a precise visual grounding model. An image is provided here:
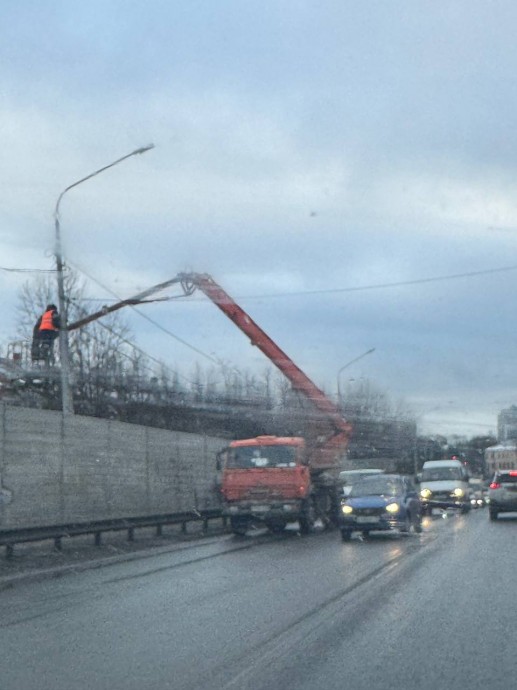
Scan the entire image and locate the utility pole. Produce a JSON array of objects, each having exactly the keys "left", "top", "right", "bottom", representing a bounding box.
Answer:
[{"left": 54, "top": 144, "right": 155, "bottom": 414}]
